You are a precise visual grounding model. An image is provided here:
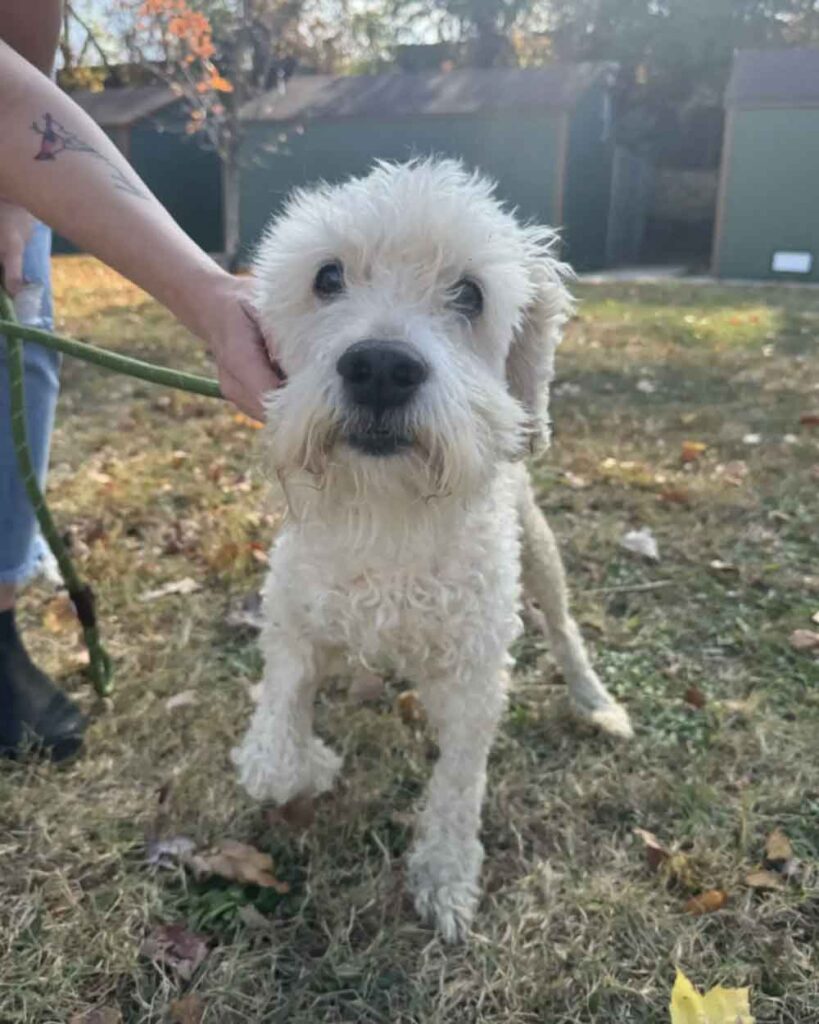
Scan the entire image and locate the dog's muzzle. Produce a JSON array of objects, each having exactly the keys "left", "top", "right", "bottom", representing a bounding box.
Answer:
[{"left": 337, "top": 339, "right": 428, "bottom": 456}]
